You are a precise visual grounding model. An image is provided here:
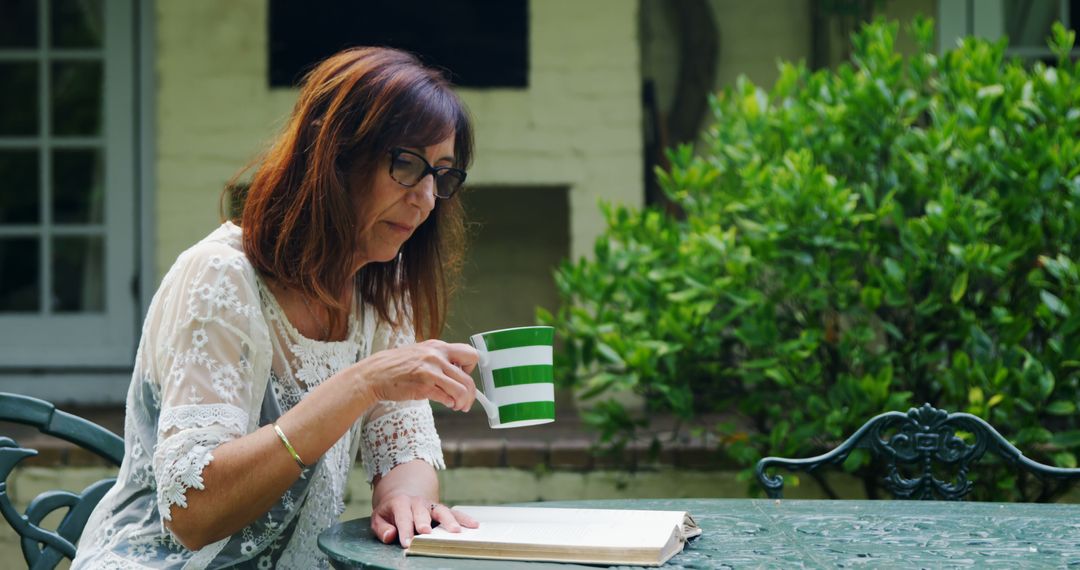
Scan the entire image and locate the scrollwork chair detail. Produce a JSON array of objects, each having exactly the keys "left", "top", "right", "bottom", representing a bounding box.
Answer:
[
  {"left": 755, "top": 403, "right": 1080, "bottom": 501},
  {"left": 0, "top": 392, "right": 123, "bottom": 569}
]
